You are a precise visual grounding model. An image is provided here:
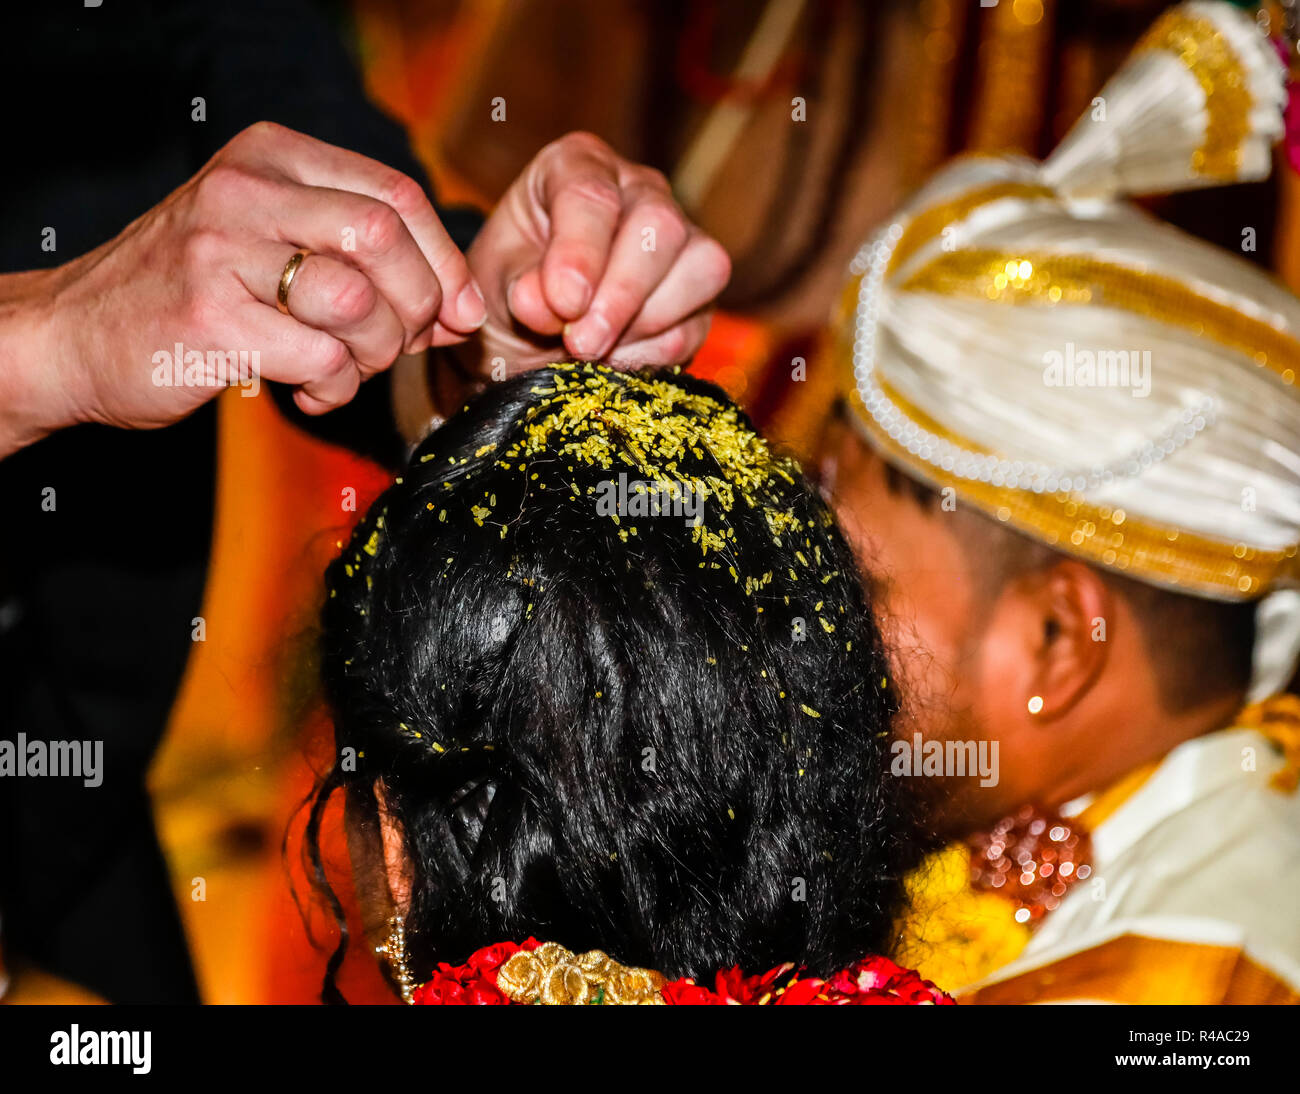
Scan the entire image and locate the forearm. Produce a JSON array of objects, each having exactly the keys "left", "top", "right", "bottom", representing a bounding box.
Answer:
[{"left": 0, "top": 266, "right": 82, "bottom": 460}]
